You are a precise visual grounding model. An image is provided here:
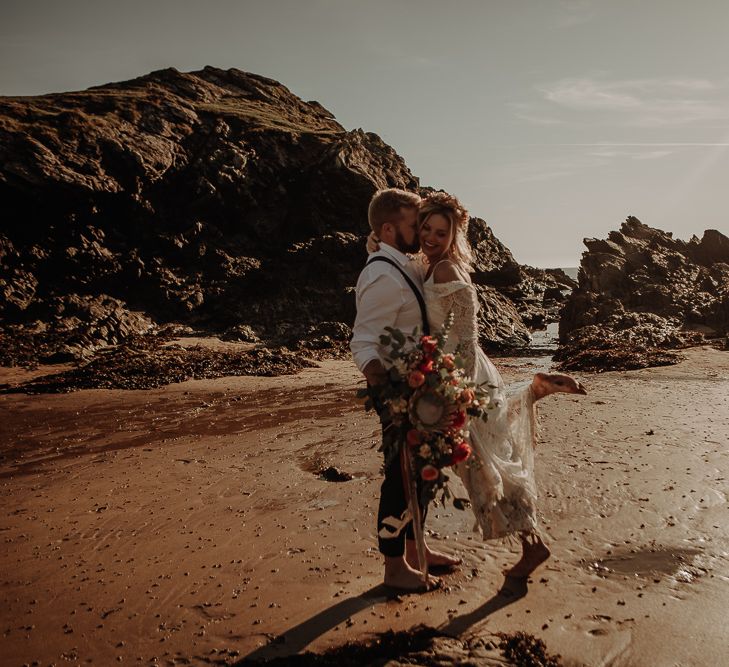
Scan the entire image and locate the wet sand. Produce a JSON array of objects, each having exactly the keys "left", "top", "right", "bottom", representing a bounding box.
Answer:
[{"left": 1, "top": 346, "right": 728, "bottom": 666}]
